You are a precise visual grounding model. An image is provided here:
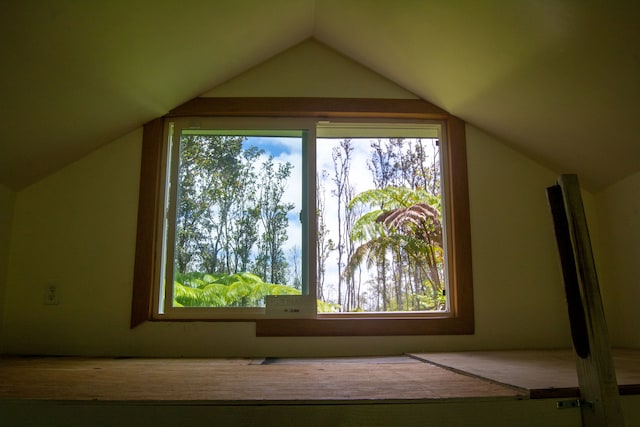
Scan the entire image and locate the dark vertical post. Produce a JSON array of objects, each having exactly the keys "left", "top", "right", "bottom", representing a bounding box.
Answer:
[{"left": 547, "top": 174, "right": 624, "bottom": 426}]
